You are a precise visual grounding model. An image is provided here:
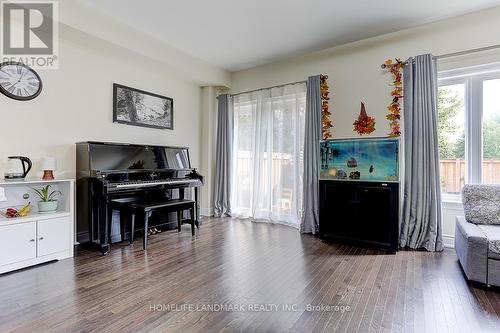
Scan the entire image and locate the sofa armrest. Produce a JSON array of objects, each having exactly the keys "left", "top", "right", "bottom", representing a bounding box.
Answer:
[
  {"left": 455, "top": 216, "right": 488, "bottom": 284},
  {"left": 456, "top": 216, "right": 487, "bottom": 242}
]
